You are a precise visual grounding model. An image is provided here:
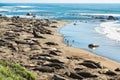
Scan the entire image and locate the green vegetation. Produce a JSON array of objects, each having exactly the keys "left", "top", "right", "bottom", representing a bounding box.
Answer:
[{"left": 0, "top": 59, "right": 36, "bottom": 80}]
